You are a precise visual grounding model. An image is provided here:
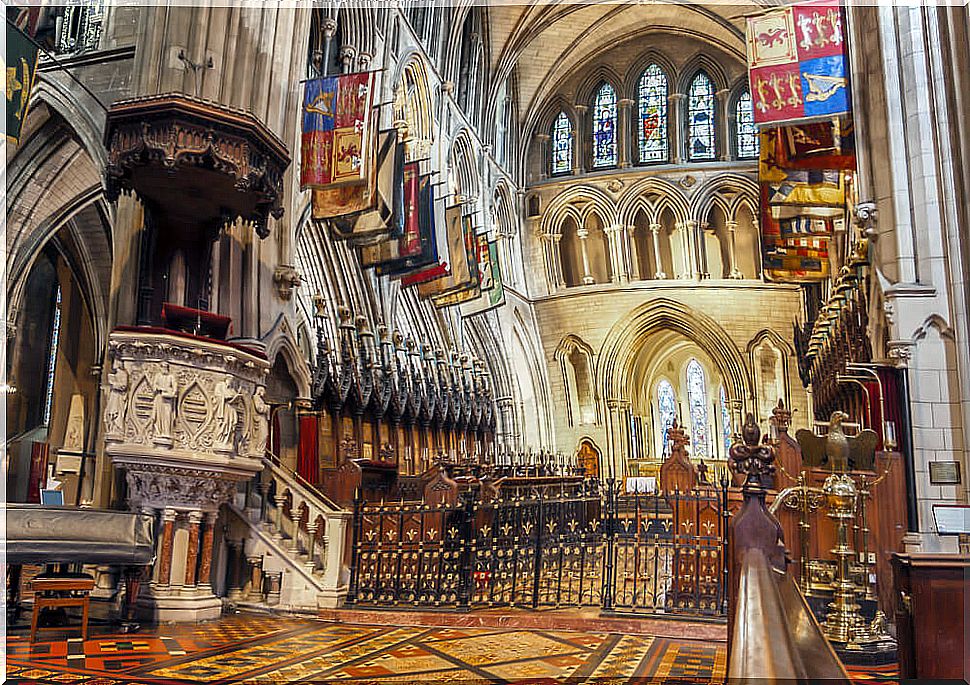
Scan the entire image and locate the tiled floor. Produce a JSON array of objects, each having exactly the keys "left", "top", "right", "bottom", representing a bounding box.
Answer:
[
  {"left": 7, "top": 612, "right": 726, "bottom": 684},
  {"left": 5, "top": 611, "right": 894, "bottom": 684}
]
